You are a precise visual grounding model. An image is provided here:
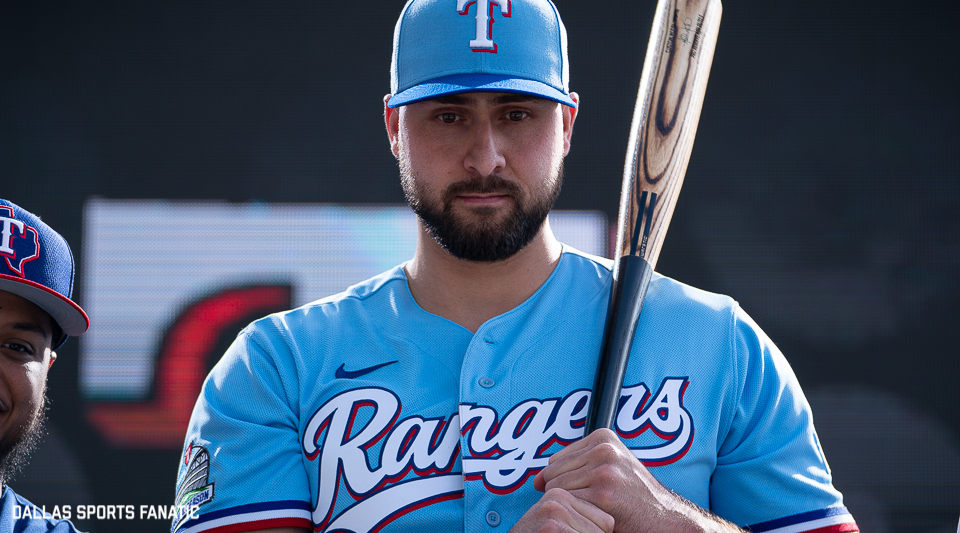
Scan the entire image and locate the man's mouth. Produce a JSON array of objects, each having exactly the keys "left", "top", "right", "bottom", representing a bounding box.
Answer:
[{"left": 455, "top": 193, "right": 512, "bottom": 205}]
